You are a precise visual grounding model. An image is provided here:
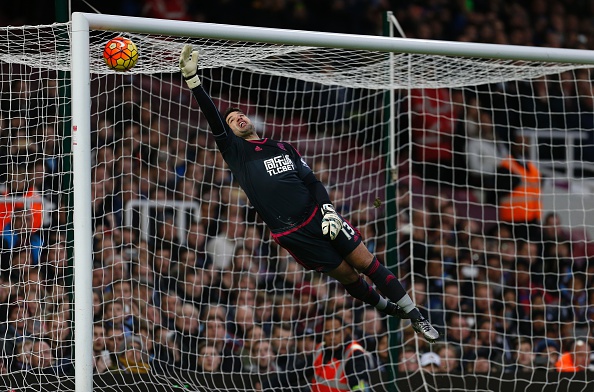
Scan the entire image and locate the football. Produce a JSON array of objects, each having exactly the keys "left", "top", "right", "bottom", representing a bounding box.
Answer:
[{"left": 103, "top": 37, "right": 138, "bottom": 71}]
